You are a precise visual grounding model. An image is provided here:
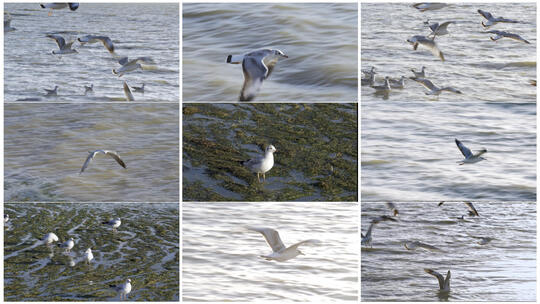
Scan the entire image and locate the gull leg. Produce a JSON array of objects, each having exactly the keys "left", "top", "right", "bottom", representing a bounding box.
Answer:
[
  {"left": 263, "top": 173, "right": 266, "bottom": 182},
  {"left": 257, "top": 173, "right": 261, "bottom": 183}
]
